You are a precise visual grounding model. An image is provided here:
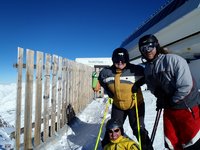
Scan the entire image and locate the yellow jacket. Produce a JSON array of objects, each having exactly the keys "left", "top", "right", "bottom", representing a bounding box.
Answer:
[
  {"left": 99, "top": 65, "right": 144, "bottom": 110},
  {"left": 104, "top": 135, "right": 139, "bottom": 150}
]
